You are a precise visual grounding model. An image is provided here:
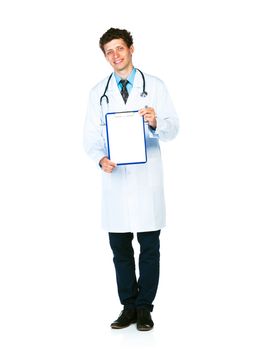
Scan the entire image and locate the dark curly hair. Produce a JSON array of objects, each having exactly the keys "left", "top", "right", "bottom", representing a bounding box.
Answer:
[{"left": 99, "top": 28, "right": 133, "bottom": 53}]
